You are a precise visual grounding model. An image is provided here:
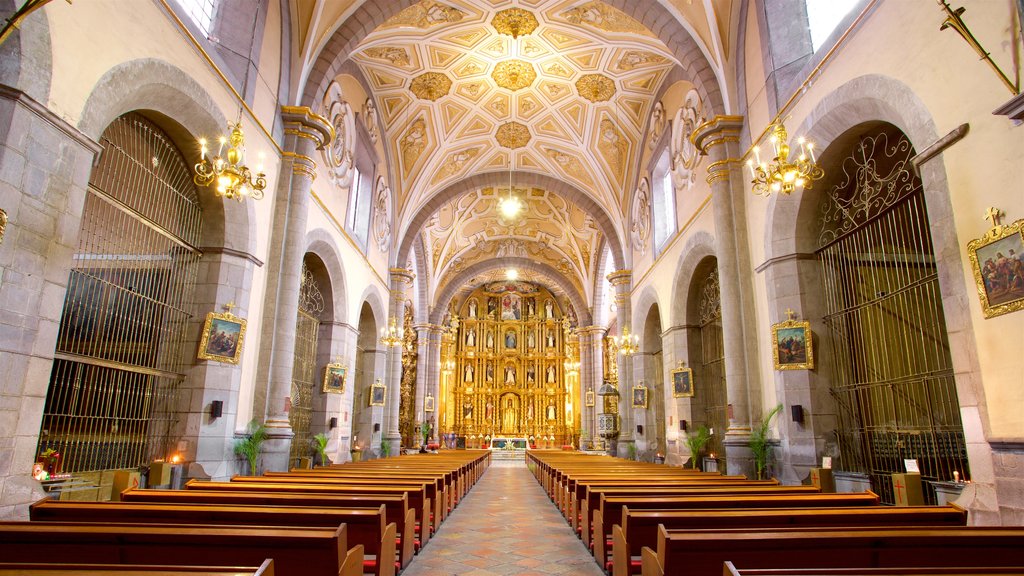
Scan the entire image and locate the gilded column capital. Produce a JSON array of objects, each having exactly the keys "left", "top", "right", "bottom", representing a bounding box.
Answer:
[
  {"left": 606, "top": 269, "right": 632, "bottom": 287},
  {"left": 691, "top": 115, "right": 744, "bottom": 153},
  {"left": 389, "top": 268, "right": 416, "bottom": 284},
  {"left": 281, "top": 105, "right": 334, "bottom": 149}
]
